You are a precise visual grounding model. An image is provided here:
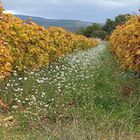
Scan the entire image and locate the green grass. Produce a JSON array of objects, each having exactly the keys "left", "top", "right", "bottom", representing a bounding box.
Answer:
[{"left": 0, "top": 44, "right": 140, "bottom": 140}]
